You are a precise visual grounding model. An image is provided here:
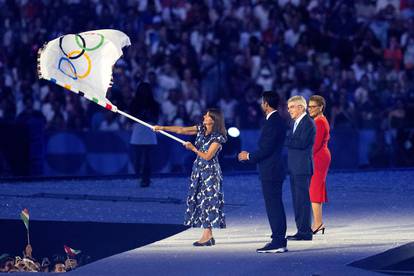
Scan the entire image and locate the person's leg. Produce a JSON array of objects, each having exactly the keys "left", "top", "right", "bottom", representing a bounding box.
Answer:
[
  {"left": 193, "top": 228, "right": 215, "bottom": 246},
  {"left": 262, "top": 179, "right": 287, "bottom": 245},
  {"left": 294, "top": 175, "right": 312, "bottom": 236},
  {"left": 141, "top": 145, "right": 152, "bottom": 186},
  {"left": 132, "top": 145, "right": 143, "bottom": 185},
  {"left": 311, "top": 202, "right": 323, "bottom": 231},
  {"left": 200, "top": 228, "right": 213, "bottom": 241},
  {"left": 290, "top": 175, "right": 300, "bottom": 231}
]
